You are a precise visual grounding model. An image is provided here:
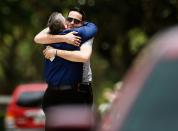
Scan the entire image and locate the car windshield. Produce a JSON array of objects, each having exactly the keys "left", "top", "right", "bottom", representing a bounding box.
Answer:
[{"left": 16, "top": 91, "right": 44, "bottom": 107}]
